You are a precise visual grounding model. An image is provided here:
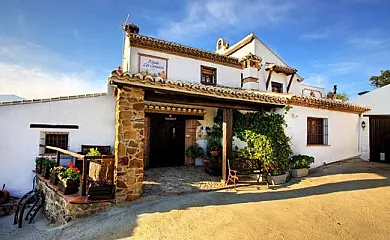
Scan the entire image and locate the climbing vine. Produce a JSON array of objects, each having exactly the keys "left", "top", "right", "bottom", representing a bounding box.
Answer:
[{"left": 213, "top": 108, "right": 293, "bottom": 173}]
